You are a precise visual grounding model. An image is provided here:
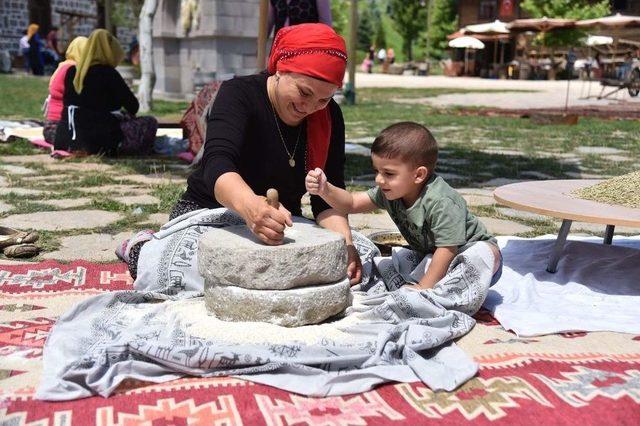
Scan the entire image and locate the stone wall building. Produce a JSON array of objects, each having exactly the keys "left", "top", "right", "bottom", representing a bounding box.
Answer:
[
  {"left": 152, "top": 0, "right": 260, "bottom": 98},
  {"left": 0, "top": 0, "right": 135, "bottom": 59}
]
